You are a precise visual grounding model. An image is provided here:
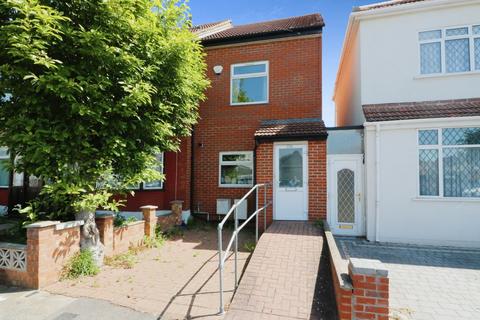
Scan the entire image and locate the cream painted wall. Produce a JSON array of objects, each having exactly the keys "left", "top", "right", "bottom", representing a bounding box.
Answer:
[
  {"left": 360, "top": 2, "right": 480, "bottom": 105},
  {"left": 364, "top": 118, "right": 480, "bottom": 247}
]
